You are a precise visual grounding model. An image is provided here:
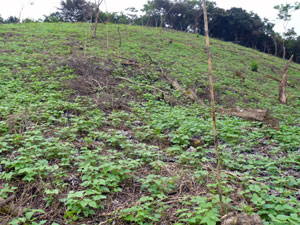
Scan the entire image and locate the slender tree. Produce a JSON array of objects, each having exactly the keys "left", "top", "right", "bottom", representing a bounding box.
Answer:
[
  {"left": 202, "top": 0, "right": 223, "bottom": 215},
  {"left": 93, "top": 0, "right": 104, "bottom": 38},
  {"left": 18, "top": 0, "right": 34, "bottom": 22},
  {"left": 271, "top": 33, "right": 280, "bottom": 57},
  {"left": 274, "top": 2, "right": 300, "bottom": 59}
]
